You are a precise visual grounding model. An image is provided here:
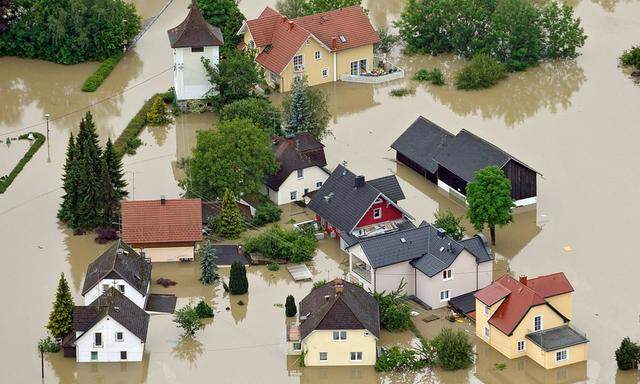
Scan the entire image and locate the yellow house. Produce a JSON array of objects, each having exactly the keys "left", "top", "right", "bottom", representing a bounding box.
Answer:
[
  {"left": 237, "top": 6, "right": 380, "bottom": 92},
  {"left": 474, "top": 273, "right": 588, "bottom": 370},
  {"left": 287, "top": 278, "right": 380, "bottom": 366}
]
